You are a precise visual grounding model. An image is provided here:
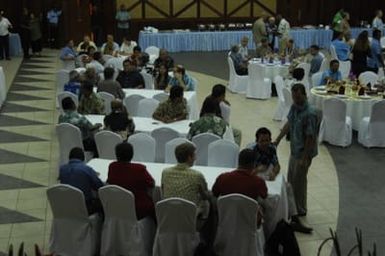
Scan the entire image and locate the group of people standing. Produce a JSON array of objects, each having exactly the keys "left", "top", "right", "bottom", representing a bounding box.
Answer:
[{"left": 20, "top": 8, "right": 43, "bottom": 58}]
